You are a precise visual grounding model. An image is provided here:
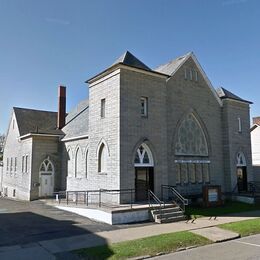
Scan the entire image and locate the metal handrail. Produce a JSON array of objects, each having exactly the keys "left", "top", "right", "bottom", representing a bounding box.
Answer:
[
  {"left": 53, "top": 188, "right": 136, "bottom": 209},
  {"left": 161, "top": 185, "right": 188, "bottom": 212},
  {"left": 148, "top": 189, "right": 164, "bottom": 220}
]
